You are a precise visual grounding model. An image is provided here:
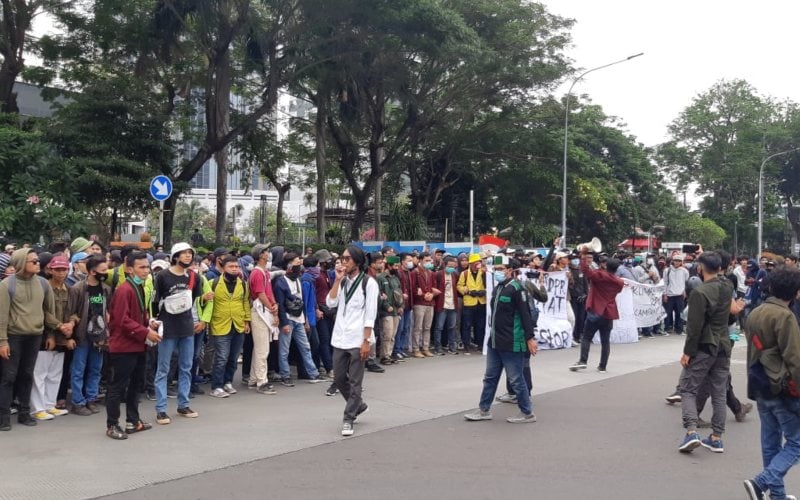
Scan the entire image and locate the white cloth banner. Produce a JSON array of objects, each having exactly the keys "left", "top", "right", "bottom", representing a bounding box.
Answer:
[
  {"left": 595, "top": 279, "right": 666, "bottom": 344},
  {"left": 629, "top": 280, "right": 666, "bottom": 328},
  {"left": 483, "top": 270, "right": 574, "bottom": 352},
  {"left": 527, "top": 271, "right": 573, "bottom": 350},
  {"left": 599, "top": 285, "right": 637, "bottom": 344}
]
